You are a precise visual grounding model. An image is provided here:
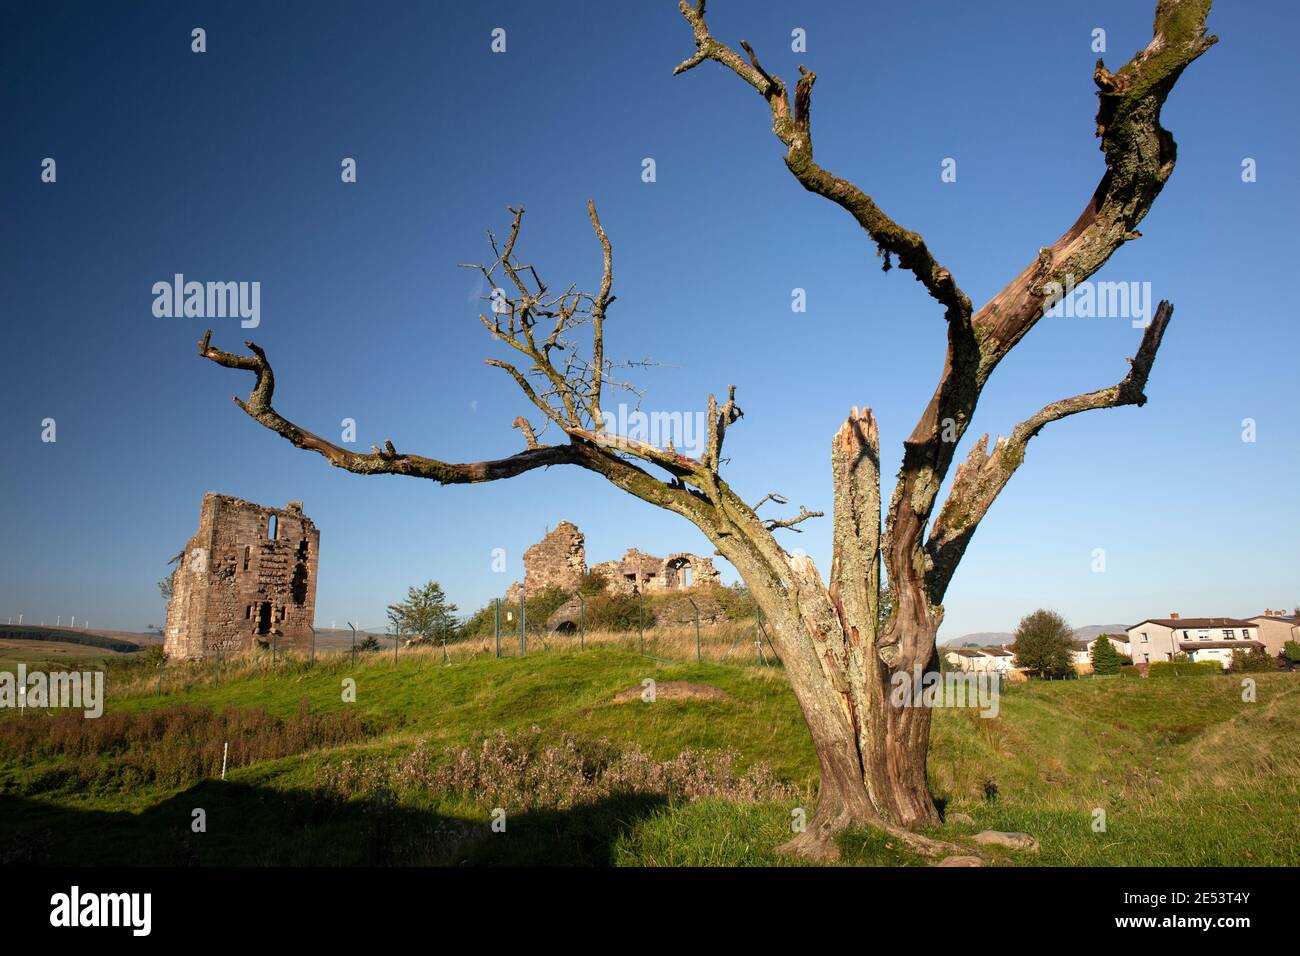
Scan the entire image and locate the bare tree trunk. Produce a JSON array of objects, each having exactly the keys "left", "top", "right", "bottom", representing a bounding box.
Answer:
[
  {"left": 714, "top": 409, "right": 949, "bottom": 861},
  {"left": 755, "top": 582, "right": 945, "bottom": 861}
]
